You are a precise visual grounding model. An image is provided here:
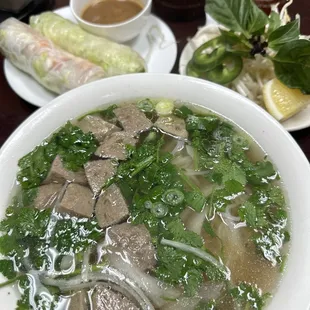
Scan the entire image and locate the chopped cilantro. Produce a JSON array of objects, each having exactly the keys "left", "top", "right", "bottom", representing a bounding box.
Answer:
[
  {"left": 51, "top": 217, "right": 103, "bottom": 254},
  {"left": 164, "top": 220, "right": 203, "bottom": 248},
  {"left": 230, "top": 282, "right": 271, "bottom": 310},
  {"left": 185, "top": 191, "right": 206, "bottom": 212},
  {"left": 0, "top": 260, "right": 16, "bottom": 279},
  {"left": 203, "top": 220, "right": 217, "bottom": 238},
  {"left": 195, "top": 300, "right": 217, "bottom": 310},
  {"left": 239, "top": 201, "right": 268, "bottom": 228},
  {"left": 174, "top": 105, "right": 194, "bottom": 119},
  {"left": 55, "top": 122, "right": 98, "bottom": 171},
  {"left": 17, "top": 122, "right": 97, "bottom": 189},
  {"left": 184, "top": 268, "right": 203, "bottom": 296},
  {"left": 186, "top": 115, "right": 220, "bottom": 132}
]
